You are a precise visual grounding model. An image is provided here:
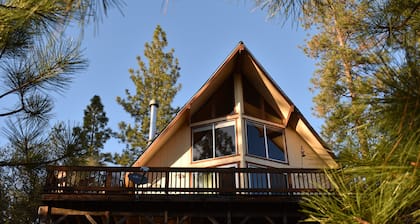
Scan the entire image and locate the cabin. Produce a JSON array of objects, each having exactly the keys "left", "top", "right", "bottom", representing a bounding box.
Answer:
[{"left": 39, "top": 42, "right": 337, "bottom": 224}]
